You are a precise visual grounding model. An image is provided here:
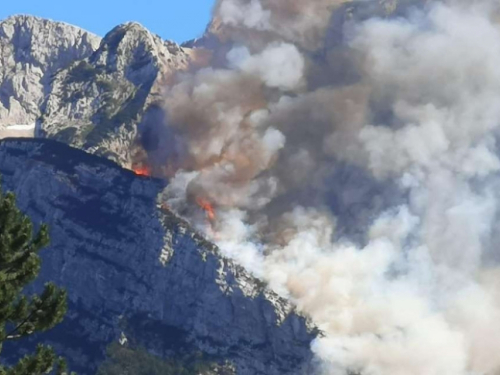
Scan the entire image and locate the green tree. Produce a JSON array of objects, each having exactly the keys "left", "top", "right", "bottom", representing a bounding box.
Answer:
[{"left": 0, "top": 183, "right": 69, "bottom": 374}]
